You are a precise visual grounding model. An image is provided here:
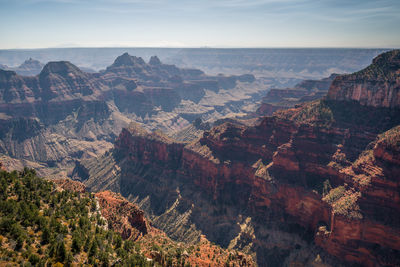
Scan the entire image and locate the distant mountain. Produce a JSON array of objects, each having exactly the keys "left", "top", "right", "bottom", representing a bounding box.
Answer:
[
  {"left": 0, "top": 58, "right": 46, "bottom": 76},
  {"left": 0, "top": 53, "right": 257, "bottom": 179},
  {"left": 0, "top": 58, "right": 97, "bottom": 77},
  {"left": 0, "top": 48, "right": 387, "bottom": 79},
  {"left": 256, "top": 73, "right": 338, "bottom": 116},
  {"left": 39, "top": 61, "right": 100, "bottom": 100},
  {"left": 13, "top": 58, "right": 45, "bottom": 76}
]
